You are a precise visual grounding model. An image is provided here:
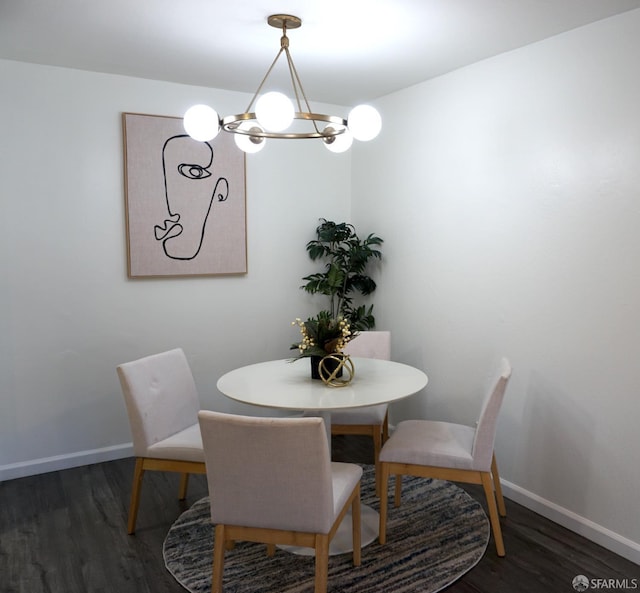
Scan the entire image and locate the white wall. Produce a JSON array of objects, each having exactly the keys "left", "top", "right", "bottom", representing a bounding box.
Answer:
[
  {"left": 0, "top": 59, "right": 351, "bottom": 477},
  {"left": 352, "top": 10, "right": 640, "bottom": 562}
]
